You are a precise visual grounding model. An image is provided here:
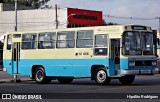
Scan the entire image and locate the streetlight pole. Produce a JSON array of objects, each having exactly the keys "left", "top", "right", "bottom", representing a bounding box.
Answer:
[
  {"left": 67, "top": 14, "right": 76, "bottom": 19},
  {"left": 66, "top": 14, "right": 76, "bottom": 28},
  {"left": 15, "top": 0, "right": 17, "bottom": 31},
  {"left": 158, "top": 17, "right": 160, "bottom": 34},
  {"left": 55, "top": 4, "right": 58, "bottom": 29}
]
